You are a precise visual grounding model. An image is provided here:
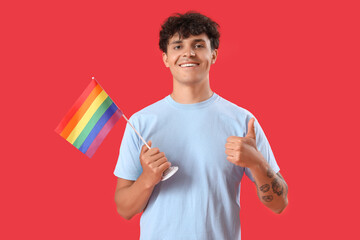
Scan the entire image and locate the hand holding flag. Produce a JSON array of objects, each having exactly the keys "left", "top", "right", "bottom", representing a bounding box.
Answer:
[{"left": 139, "top": 141, "right": 173, "bottom": 187}]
